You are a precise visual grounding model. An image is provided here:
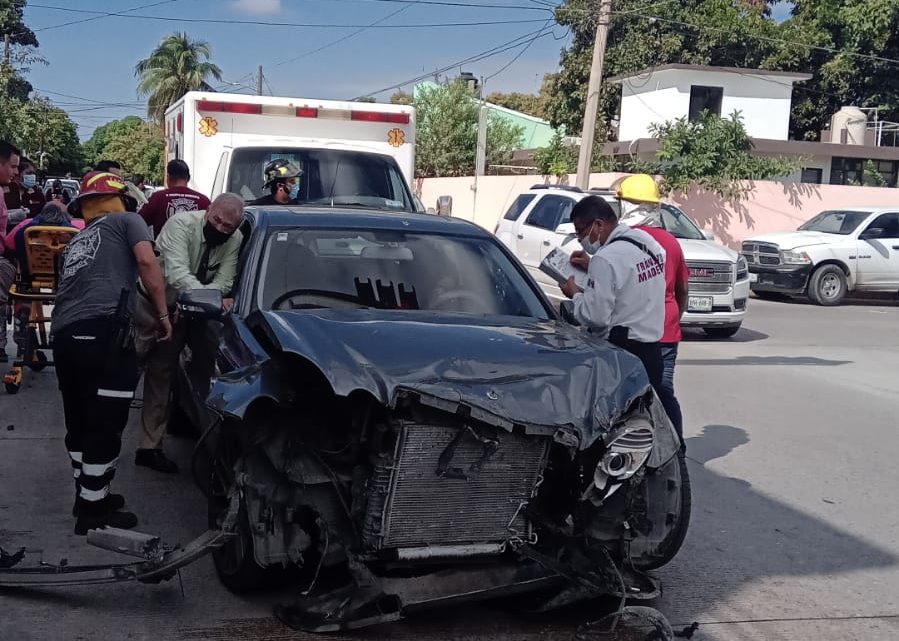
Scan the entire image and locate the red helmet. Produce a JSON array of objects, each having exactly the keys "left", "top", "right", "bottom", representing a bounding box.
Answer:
[{"left": 69, "top": 171, "right": 137, "bottom": 216}]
